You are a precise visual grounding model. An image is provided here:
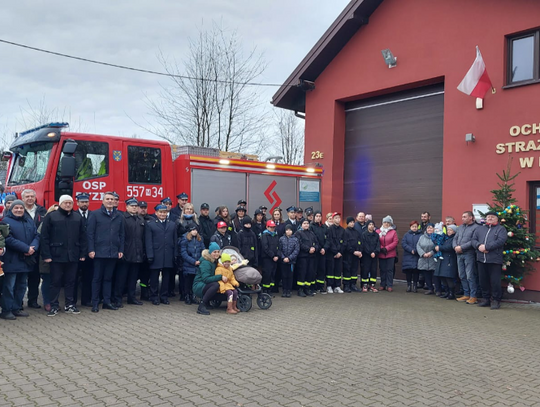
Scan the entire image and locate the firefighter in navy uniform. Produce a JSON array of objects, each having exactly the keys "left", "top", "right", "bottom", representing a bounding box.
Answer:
[
  {"left": 325, "top": 212, "right": 346, "bottom": 294},
  {"left": 170, "top": 192, "right": 189, "bottom": 219},
  {"left": 310, "top": 211, "right": 328, "bottom": 294},
  {"left": 137, "top": 201, "right": 152, "bottom": 301},
  {"left": 261, "top": 220, "right": 280, "bottom": 294},
  {"left": 145, "top": 204, "right": 178, "bottom": 305},
  {"left": 113, "top": 198, "right": 145, "bottom": 307},
  {"left": 343, "top": 216, "right": 362, "bottom": 292},
  {"left": 74, "top": 193, "right": 92, "bottom": 306},
  {"left": 294, "top": 219, "right": 319, "bottom": 296},
  {"left": 198, "top": 203, "right": 216, "bottom": 248}
]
